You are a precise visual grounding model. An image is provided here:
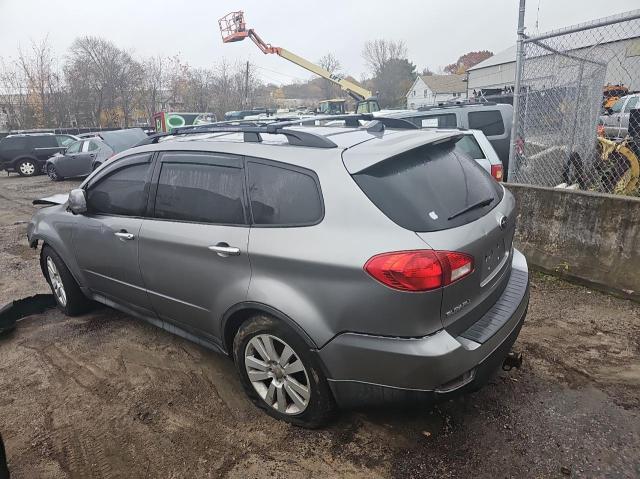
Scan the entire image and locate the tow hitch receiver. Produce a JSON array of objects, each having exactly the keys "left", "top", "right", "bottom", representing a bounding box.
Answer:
[{"left": 502, "top": 351, "right": 523, "bottom": 371}]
